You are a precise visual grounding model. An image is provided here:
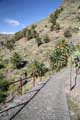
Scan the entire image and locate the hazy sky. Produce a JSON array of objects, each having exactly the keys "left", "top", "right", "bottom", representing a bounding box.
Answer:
[{"left": 0, "top": 0, "right": 62, "bottom": 34}]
